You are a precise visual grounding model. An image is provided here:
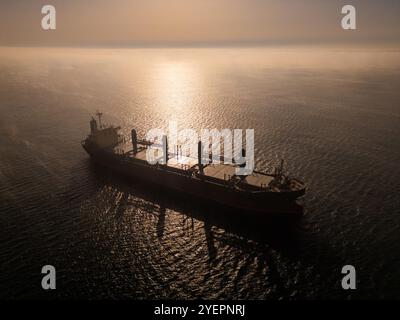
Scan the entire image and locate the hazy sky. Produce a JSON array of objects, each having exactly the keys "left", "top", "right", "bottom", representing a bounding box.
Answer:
[{"left": 1, "top": 0, "right": 399, "bottom": 46}]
